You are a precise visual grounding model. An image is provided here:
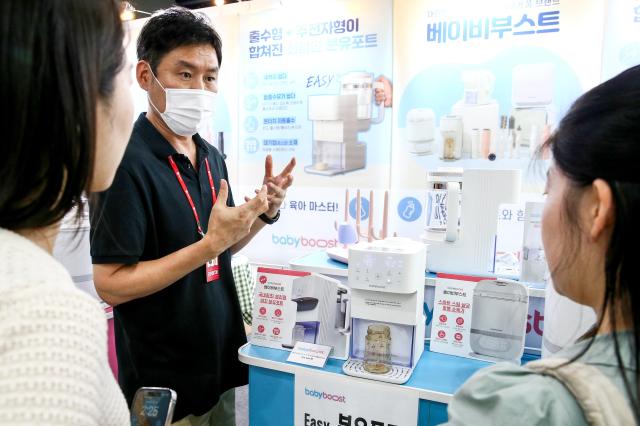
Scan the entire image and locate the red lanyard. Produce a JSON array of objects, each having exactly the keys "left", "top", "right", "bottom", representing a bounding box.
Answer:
[{"left": 168, "top": 155, "right": 217, "bottom": 237}]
